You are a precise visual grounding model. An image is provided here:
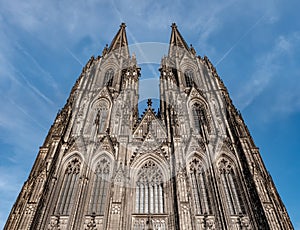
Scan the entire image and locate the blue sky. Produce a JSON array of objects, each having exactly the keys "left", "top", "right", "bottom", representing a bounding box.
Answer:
[{"left": 0, "top": 0, "right": 299, "bottom": 228}]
